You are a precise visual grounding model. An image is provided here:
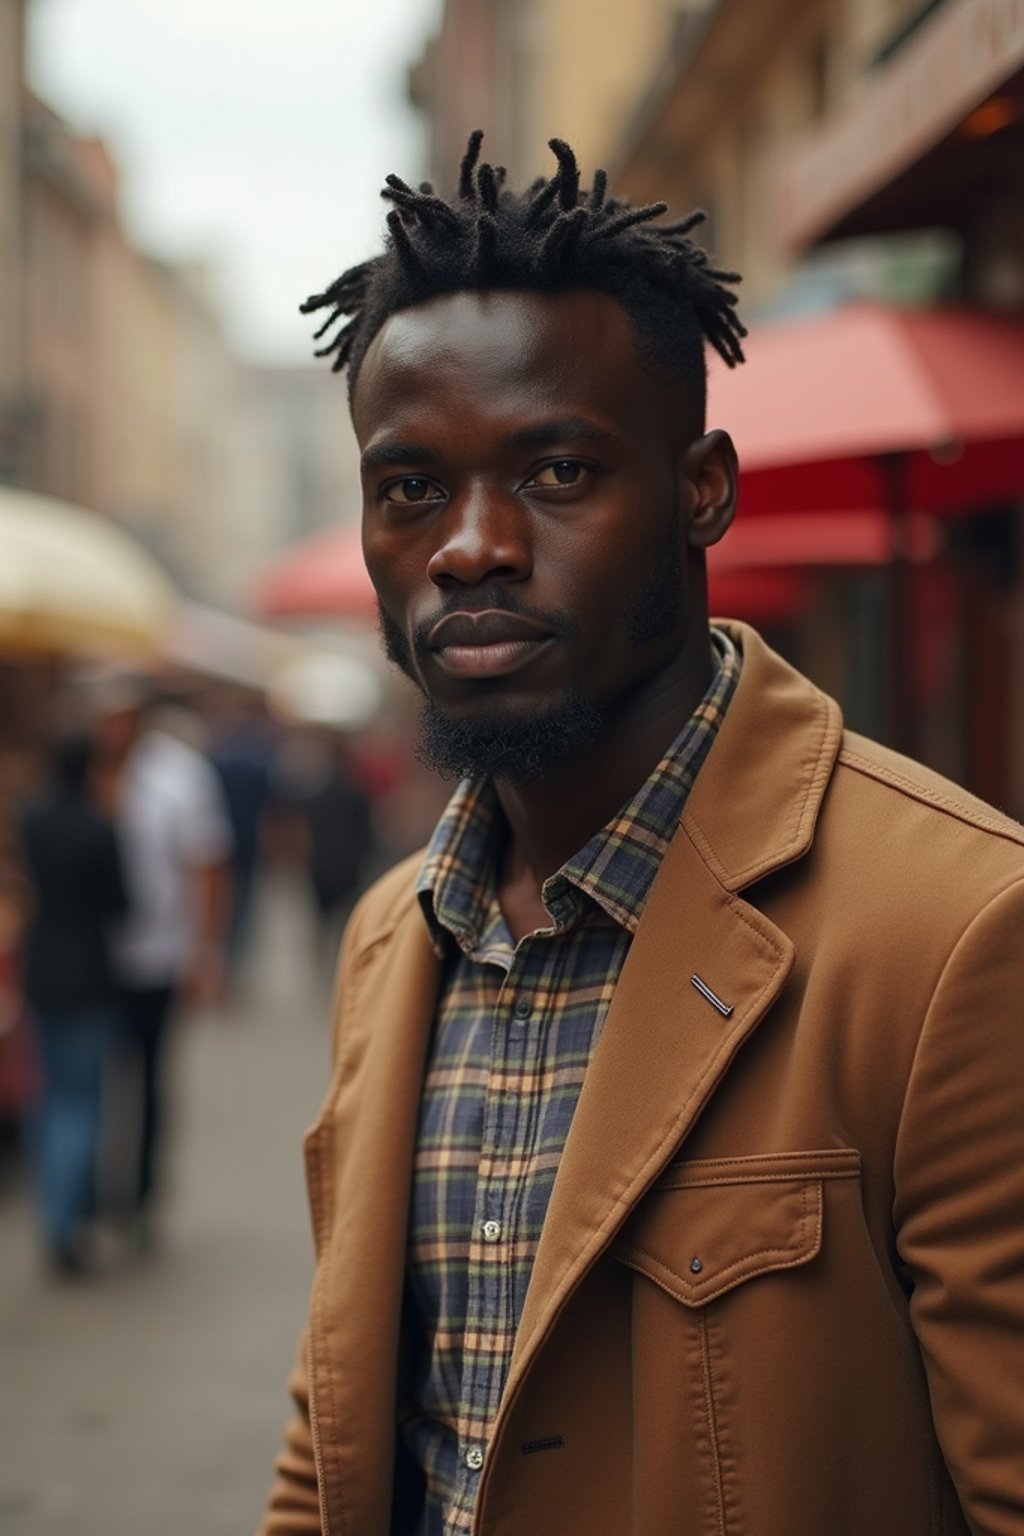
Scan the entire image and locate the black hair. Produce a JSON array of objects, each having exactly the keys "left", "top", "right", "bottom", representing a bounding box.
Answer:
[
  {"left": 301, "top": 132, "right": 746, "bottom": 425},
  {"left": 49, "top": 729, "right": 94, "bottom": 794}
]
